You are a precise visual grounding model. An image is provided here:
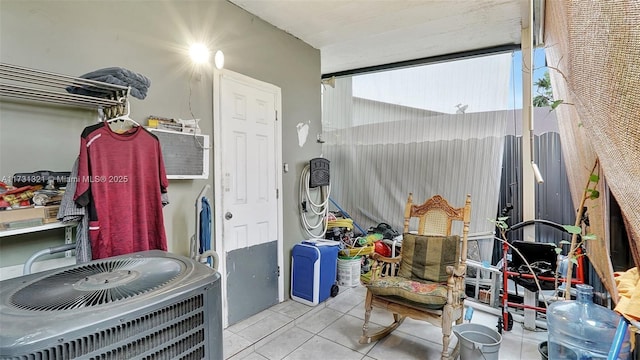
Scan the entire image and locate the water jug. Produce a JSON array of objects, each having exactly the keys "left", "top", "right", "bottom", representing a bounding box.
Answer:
[{"left": 547, "top": 284, "right": 631, "bottom": 360}]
